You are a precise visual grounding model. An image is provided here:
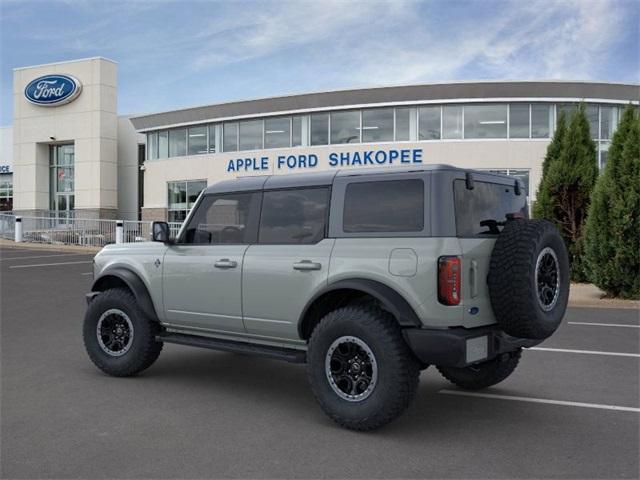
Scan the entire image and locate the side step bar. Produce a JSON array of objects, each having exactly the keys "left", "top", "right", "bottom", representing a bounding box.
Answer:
[{"left": 156, "top": 332, "right": 307, "bottom": 364}]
